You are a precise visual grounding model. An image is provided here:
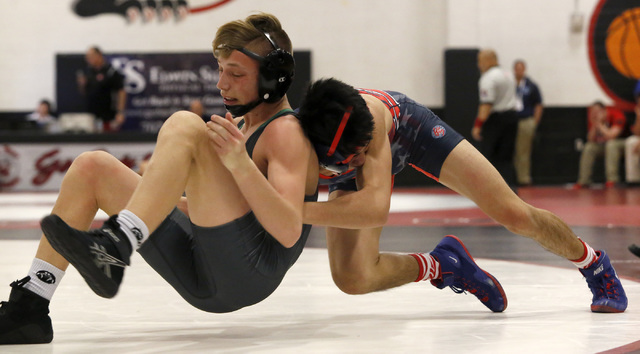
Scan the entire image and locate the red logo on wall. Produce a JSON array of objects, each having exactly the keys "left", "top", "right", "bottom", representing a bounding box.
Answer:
[
  {"left": 588, "top": 0, "right": 640, "bottom": 111},
  {"left": 0, "top": 145, "right": 20, "bottom": 188},
  {"left": 72, "top": 0, "right": 233, "bottom": 23}
]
